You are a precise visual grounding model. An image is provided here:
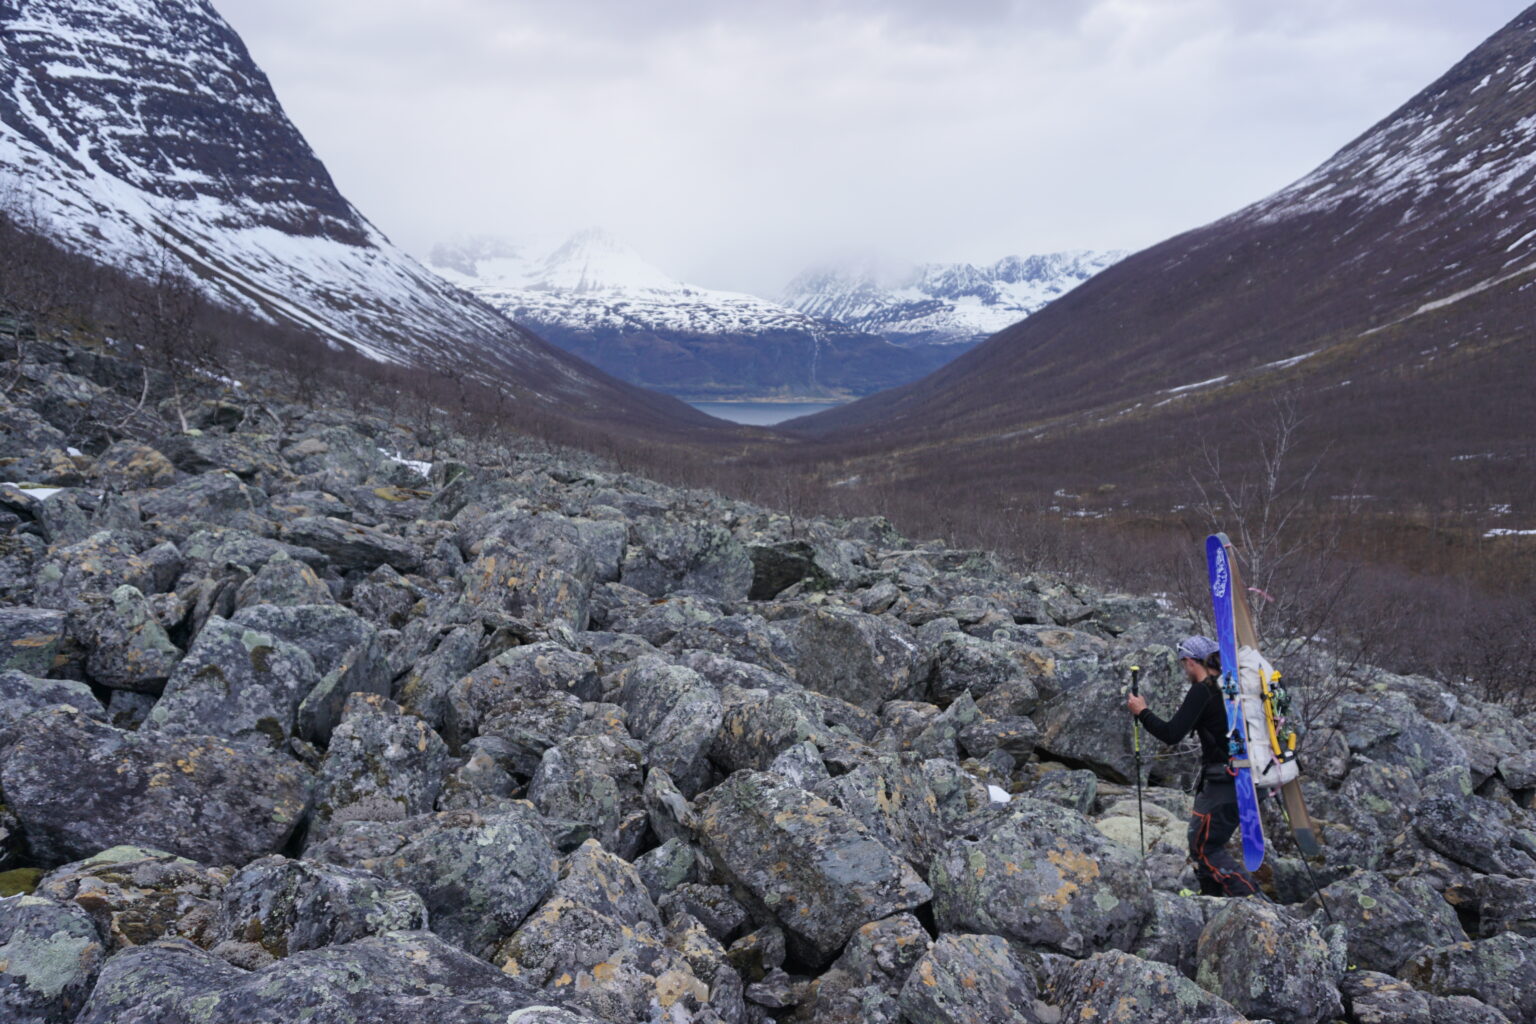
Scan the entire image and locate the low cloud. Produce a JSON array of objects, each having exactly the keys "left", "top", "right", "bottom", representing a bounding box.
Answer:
[{"left": 218, "top": 0, "right": 1528, "bottom": 294}]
